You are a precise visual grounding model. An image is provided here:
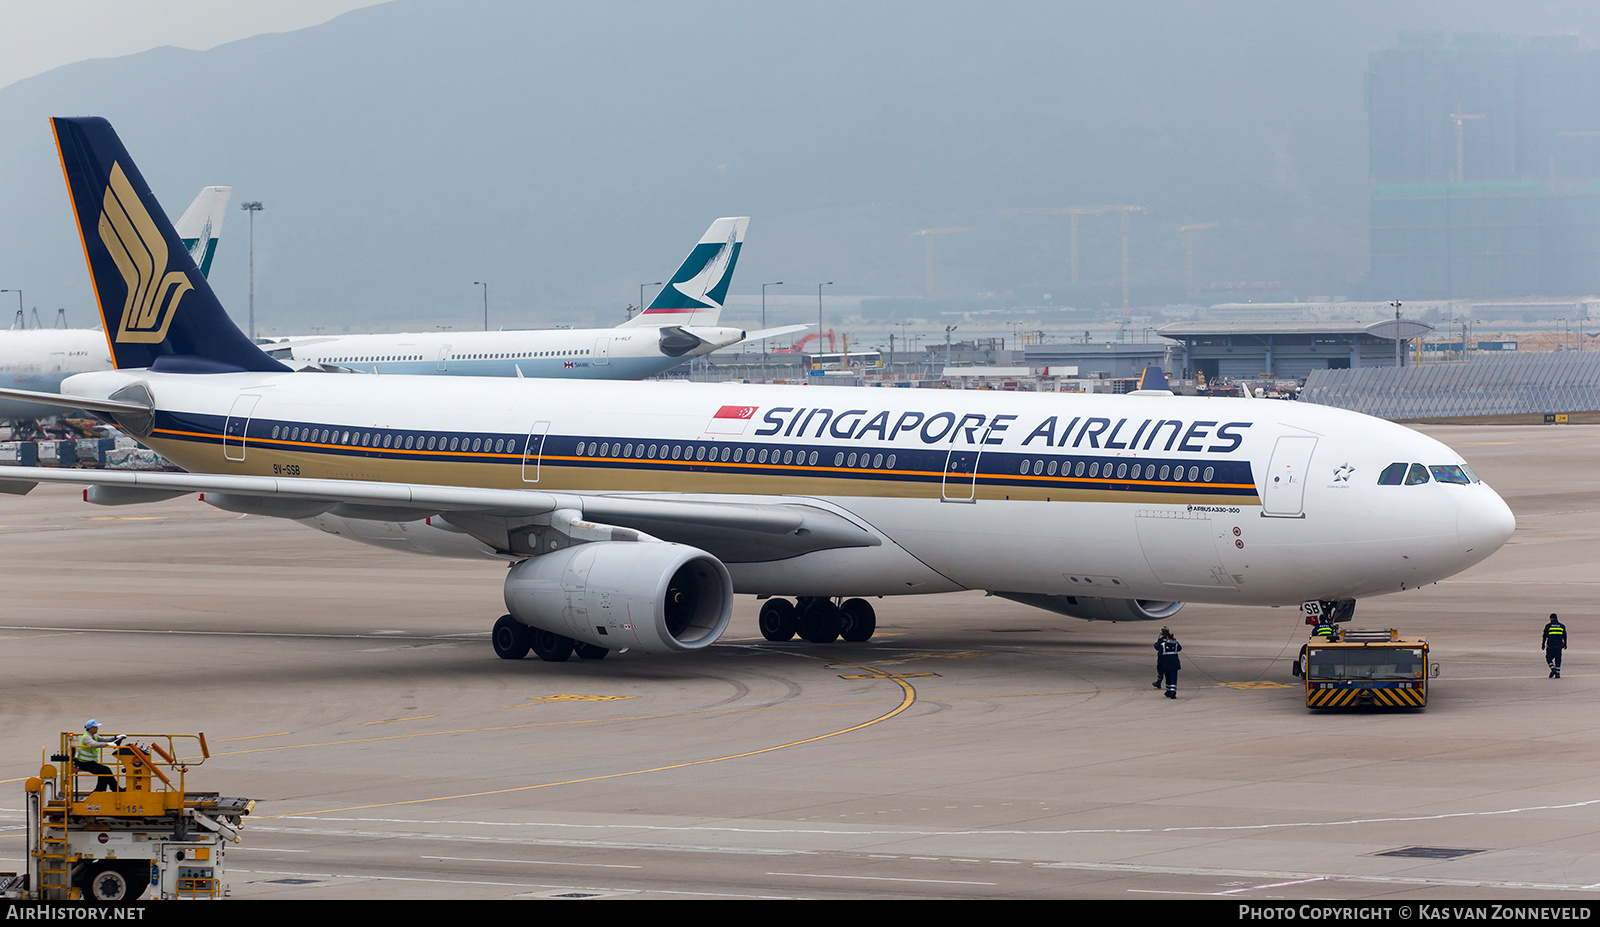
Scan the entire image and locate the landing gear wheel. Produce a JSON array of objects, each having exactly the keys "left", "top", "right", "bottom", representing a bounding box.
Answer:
[
  {"left": 798, "top": 598, "right": 842, "bottom": 644},
  {"left": 531, "top": 629, "right": 574, "bottom": 662},
  {"left": 839, "top": 598, "right": 877, "bottom": 642},
  {"left": 573, "top": 642, "right": 609, "bottom": 660},
  {"left": 758, "top": 598, "right": 798, "bottom": 642},
  {"left": 492, "top": 615, "right": 530, "bottom": 660}
]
